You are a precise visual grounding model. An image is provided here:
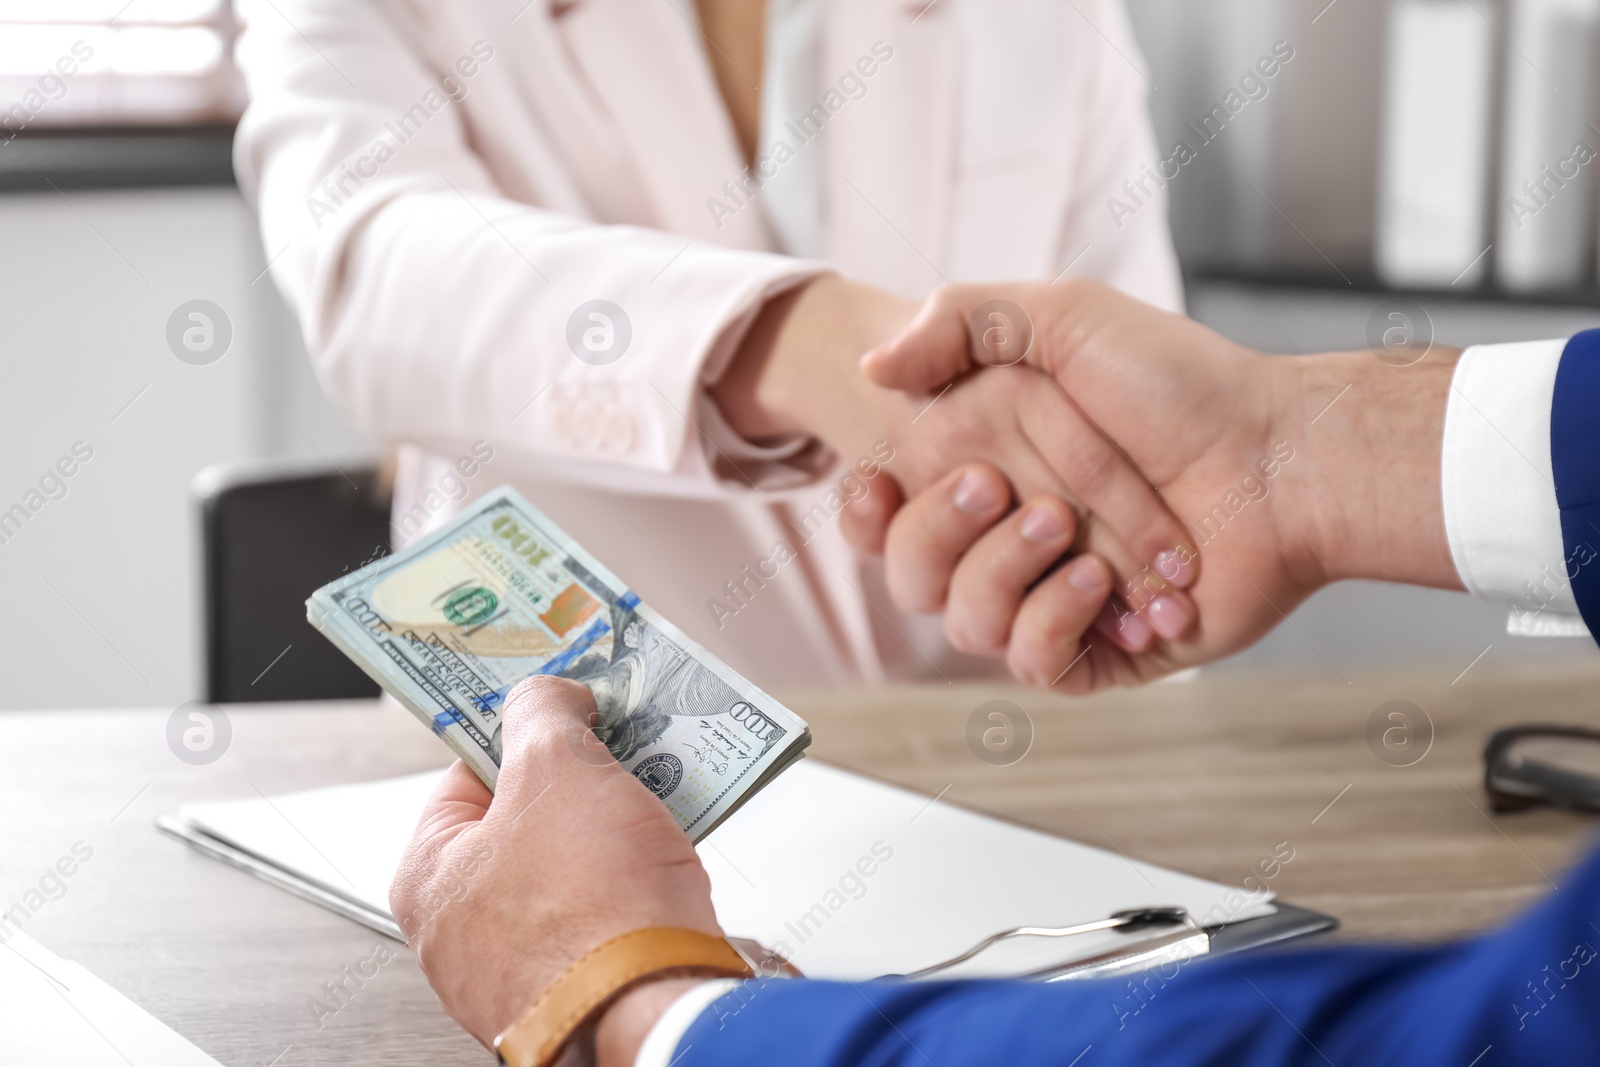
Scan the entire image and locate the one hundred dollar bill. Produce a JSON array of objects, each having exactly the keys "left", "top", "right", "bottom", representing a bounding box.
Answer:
[{"left": 307, "top": 486, "right": 810, "bottom": 840}]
